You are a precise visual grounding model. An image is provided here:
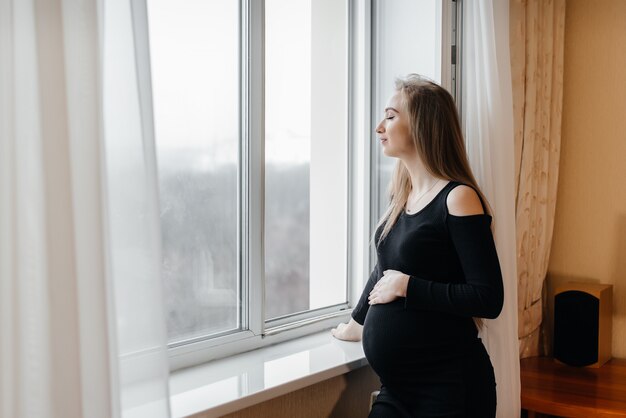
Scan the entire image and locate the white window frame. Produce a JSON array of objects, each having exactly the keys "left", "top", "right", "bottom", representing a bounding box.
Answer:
[{"left": 154, "top": 0, "right": 459, "bottom": 372}]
